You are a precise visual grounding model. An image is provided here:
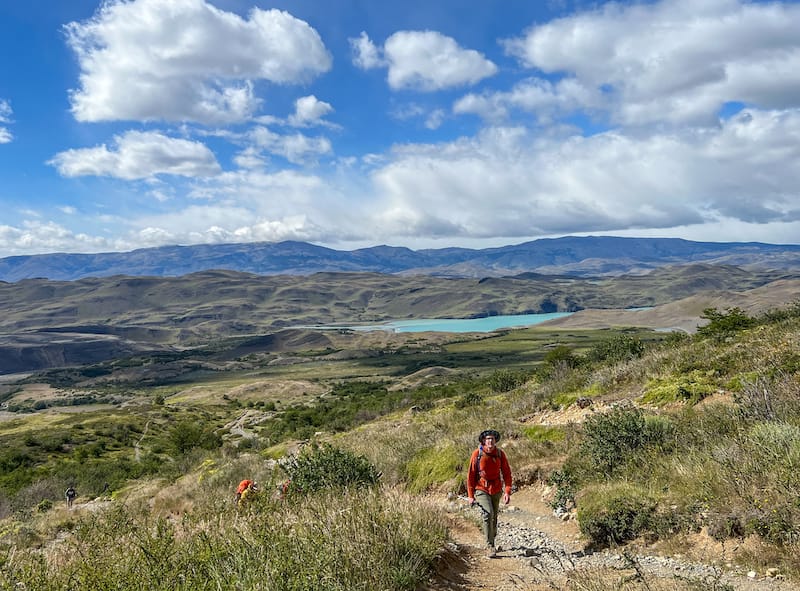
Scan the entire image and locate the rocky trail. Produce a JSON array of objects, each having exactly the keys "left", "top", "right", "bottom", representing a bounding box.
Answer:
[{"left": 425, "top": 485, "right": 797, "bottom": 591}]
